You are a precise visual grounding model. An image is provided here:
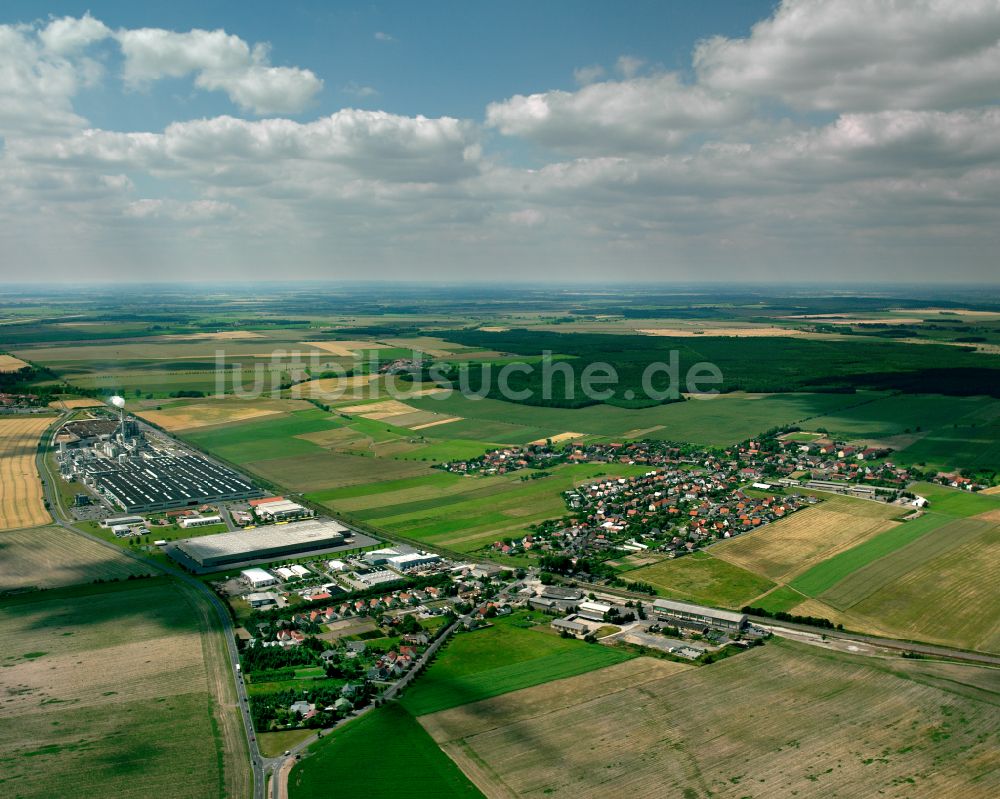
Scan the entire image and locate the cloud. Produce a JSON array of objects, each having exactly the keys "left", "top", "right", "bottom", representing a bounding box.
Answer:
[
  {"left": 343, "top": 82, "right": 379, "bottom": 98},
  {"left": 573, "top": 64, "right": 605, "bottom": 85},
  {"left": 374, "top": 31, "right": 395, "bottom": 42},
  {"left": 18, "top": 110, "right": 482, "bottom": 184},
  {"left": 508, "top": 208, "right": 545, "bottom": 226},
  {"left": 694, "top": 0, "right": 1000, "bottom": 112},
  {"left": 615, "top": 55, "right": 645, "bottom": 78},
  {"left": 116, "top": 27, "right": 322, "bottom": 114},
  {"left": 486, "top": 72, "right": 747, "bottom": 154},
  {"left": 40, "top": 12, "right": 111, "bottom": 55},
  {"left": 124, "top": 198, "right": 237, "bottom": 221}
]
